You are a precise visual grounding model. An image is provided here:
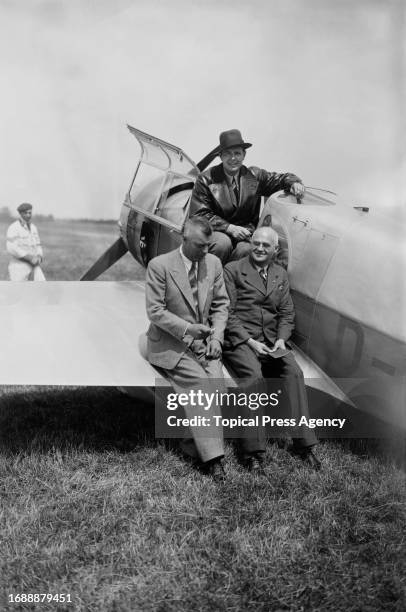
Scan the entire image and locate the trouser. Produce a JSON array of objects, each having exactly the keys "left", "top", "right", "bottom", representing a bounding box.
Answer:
[
  {"left": 223, "top": 342, "right": 318, "bottom": 451},
  {"left": 161, "top": 347, "right": 225, "bottom": 464},
  {"left": 209, "top": 232, "right": 251, "bottom": 264},
  {"left": 8, "top": 261, "right": 46, "bottom": 281}
]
